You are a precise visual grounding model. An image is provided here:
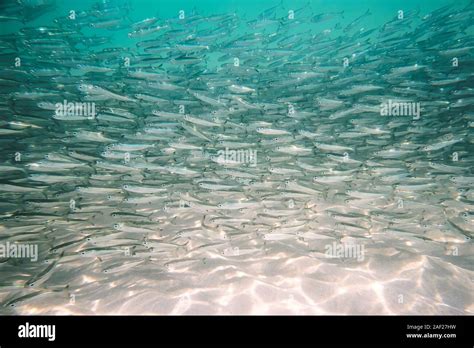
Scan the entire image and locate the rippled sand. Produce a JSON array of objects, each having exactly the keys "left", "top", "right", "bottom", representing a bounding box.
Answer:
[{"left": 2, "top": 211, "right": 472, "bottom": 315}]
